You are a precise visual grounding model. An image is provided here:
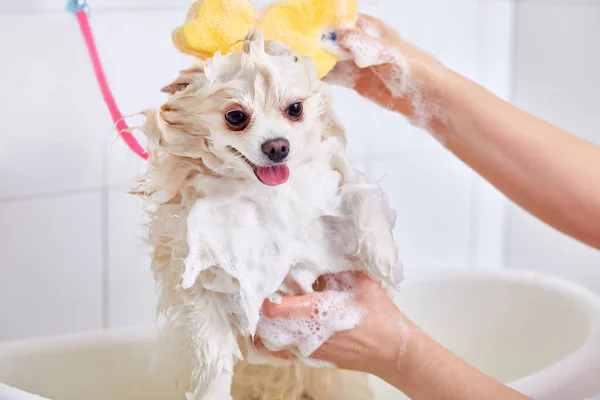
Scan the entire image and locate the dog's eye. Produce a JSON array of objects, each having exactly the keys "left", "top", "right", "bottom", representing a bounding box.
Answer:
[
  {"left": 224, "top": 110, "right": 249, "bottom": 130},
  {"left": 286, "top": 102, "right": 303, "bottom": 120}
]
